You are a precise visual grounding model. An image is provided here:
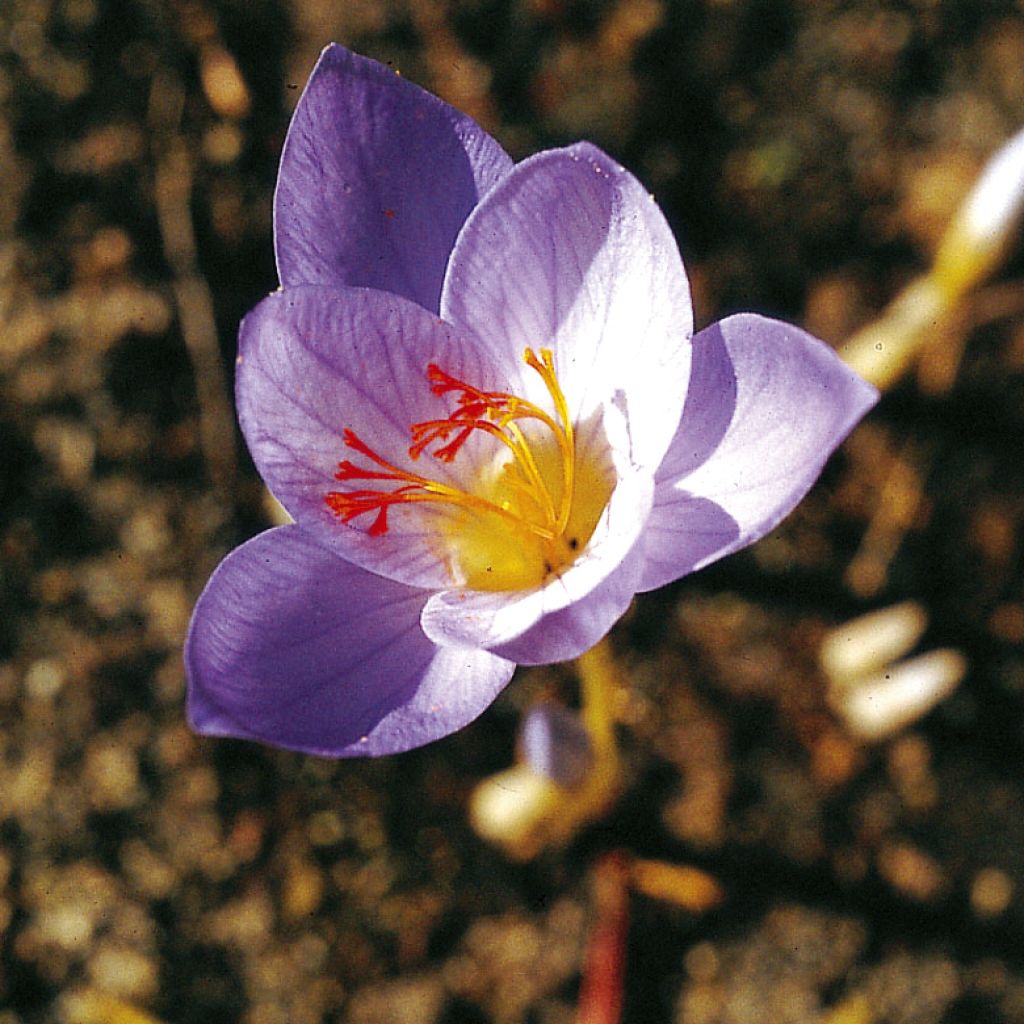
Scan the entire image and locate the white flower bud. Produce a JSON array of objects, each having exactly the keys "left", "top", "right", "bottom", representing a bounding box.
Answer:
[
  {"left": 959, "top": 127, "right": 1024, "bottom": 248},
  {"left": 829, "top": 648, "right": 967, "bottom": 742},
  {"left": 820, "top": 601, "right": 928, "bottom": 685},
  {"left": 468, "top": 766, "right": 561, "bottom": 860},
  {"left": 933, "top": 127, "right": 1024, "bottom": 298}
]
